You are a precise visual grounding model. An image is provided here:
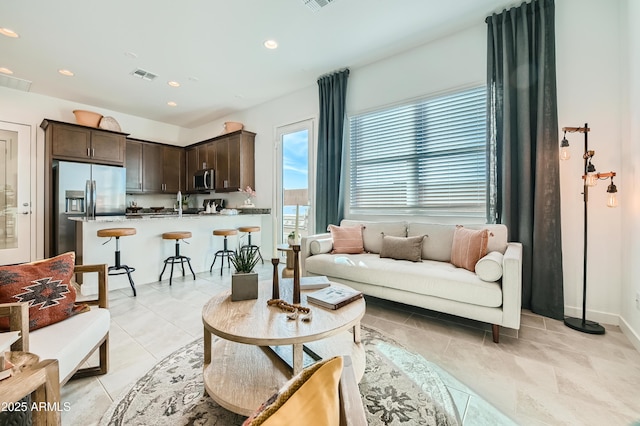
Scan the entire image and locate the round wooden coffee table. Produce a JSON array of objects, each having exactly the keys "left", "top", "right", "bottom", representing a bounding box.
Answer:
[{"left": 202, "top": 281, "right": 365, "bottom": 416}]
